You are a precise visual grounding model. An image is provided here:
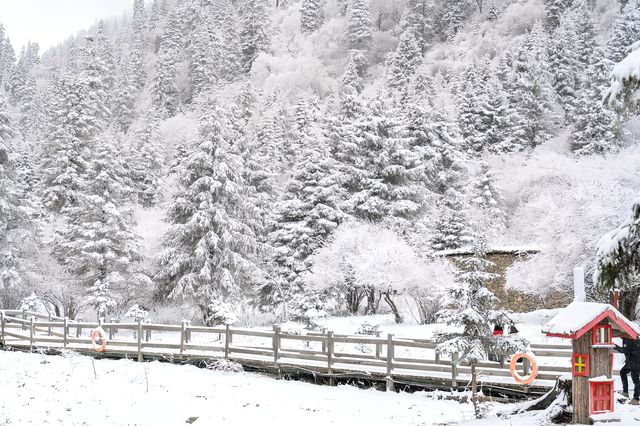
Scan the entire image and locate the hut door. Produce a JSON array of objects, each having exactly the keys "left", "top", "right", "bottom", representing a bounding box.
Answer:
[{"left": 590, "top": 381, "right": 613, "bottom": 414}]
